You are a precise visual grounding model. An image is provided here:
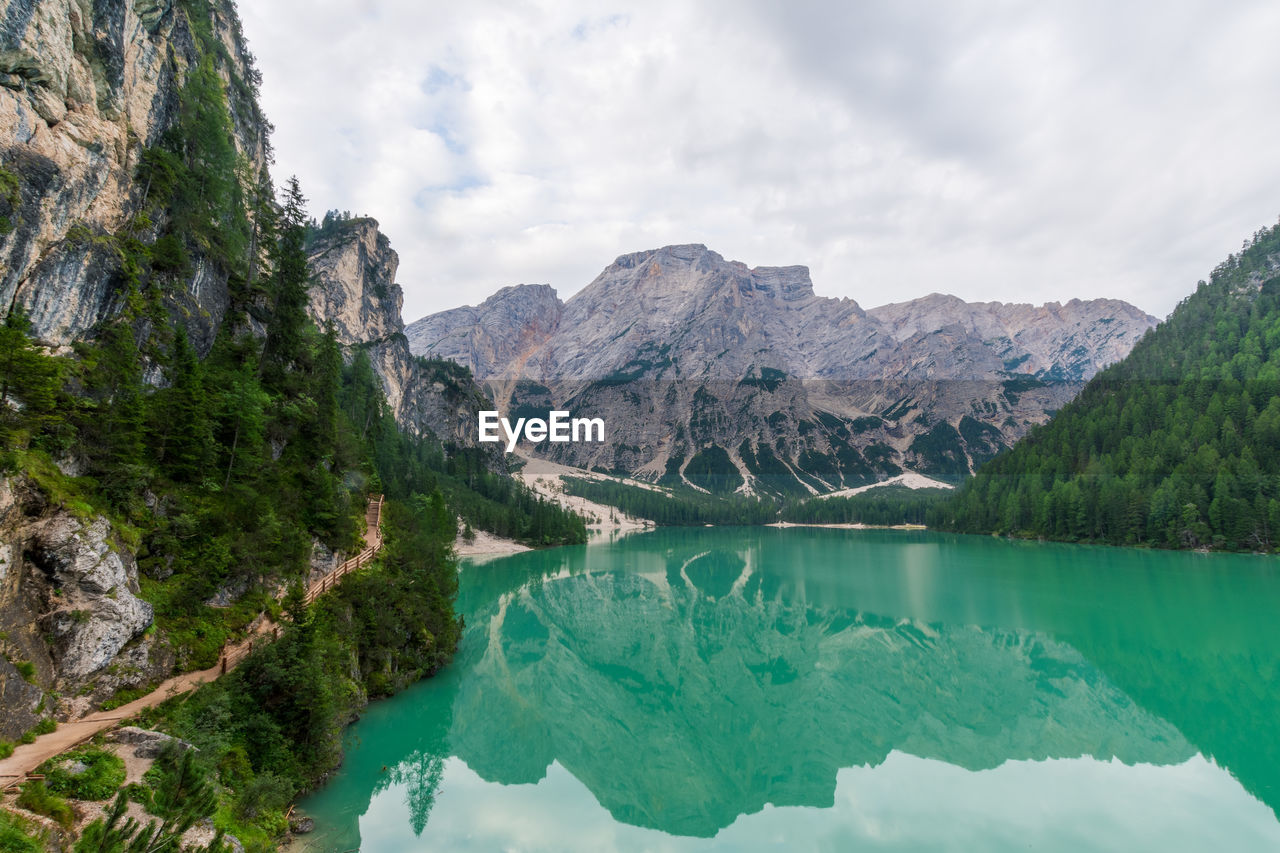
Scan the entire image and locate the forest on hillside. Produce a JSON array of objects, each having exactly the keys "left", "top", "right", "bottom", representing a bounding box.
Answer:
[
  {"left": 0, "top": 2, "right": 583, "bottom": 842},
  {"left": 935, "top": 222, "right": 1280, "bottom": 551}
]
